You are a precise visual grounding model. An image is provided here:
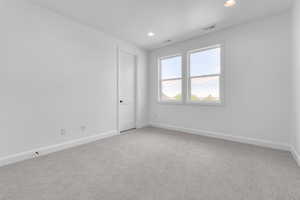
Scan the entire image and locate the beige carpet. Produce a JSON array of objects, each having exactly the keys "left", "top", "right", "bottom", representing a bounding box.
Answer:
[{"left": 0, "top": 127, "right": 300, "bottom": 200}]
